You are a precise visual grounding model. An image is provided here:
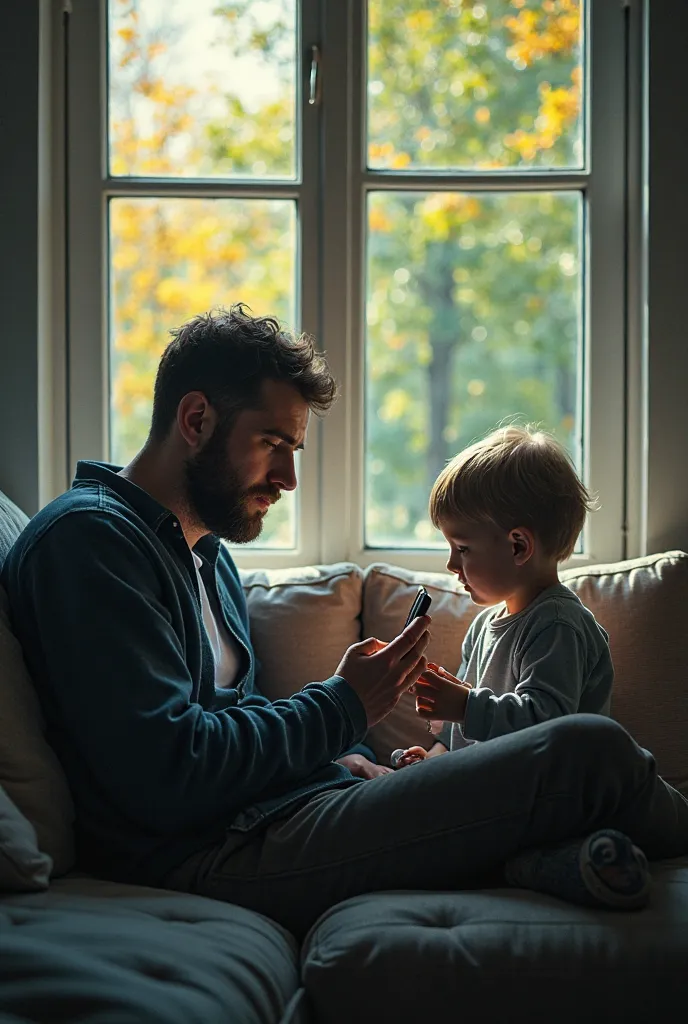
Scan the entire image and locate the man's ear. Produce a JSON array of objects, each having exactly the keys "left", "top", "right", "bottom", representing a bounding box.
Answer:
[
  {"left": 509, "top": 527, "right": 535, "bottom": 566},
  {"left": 176, "top": 392, "right": 217, "bottom": 452}
]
